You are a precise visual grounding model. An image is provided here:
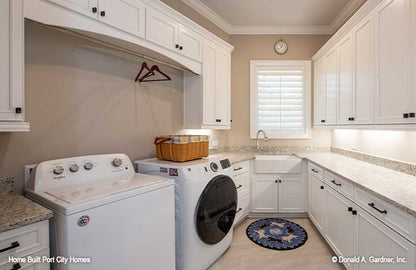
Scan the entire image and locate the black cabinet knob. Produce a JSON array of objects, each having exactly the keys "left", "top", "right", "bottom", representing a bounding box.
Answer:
[
  {"left": 348, "top": 207, "right": 353, "bottom": 212},
  {"left": 92, "top": 7, "right": 97, "bottom": 13},
  {"left": 11, "top": 263, "right": 21, "bottom": 270},
  {"left": 321, "top": 119, "right": 325, "bottom": 123},
  {"left": 410, "top": 113, "right": 415, "bottom": 118},
  {"left": 100, "top": 11, "right": 105, "bottom": 16},
  {"left": 216, "top": 119, "right": 221, "bottom": 122},
  {"left": 179, "top": 46, "right": 183, "bottom": 50},
  {"left": 175, "top": 44, "right": 179, "bottom": 48},
  {"left": 352, "top": 210, "right": 357, "bottom": 215},
  {"left": 320, "top": 186, "right": 324, "bottom": 189},
  {"left": 15, "top": 107, "right": 22, "bottom": 114},
  {"left": 403, "top": 113, "right": 409, "bottom": 118}
]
